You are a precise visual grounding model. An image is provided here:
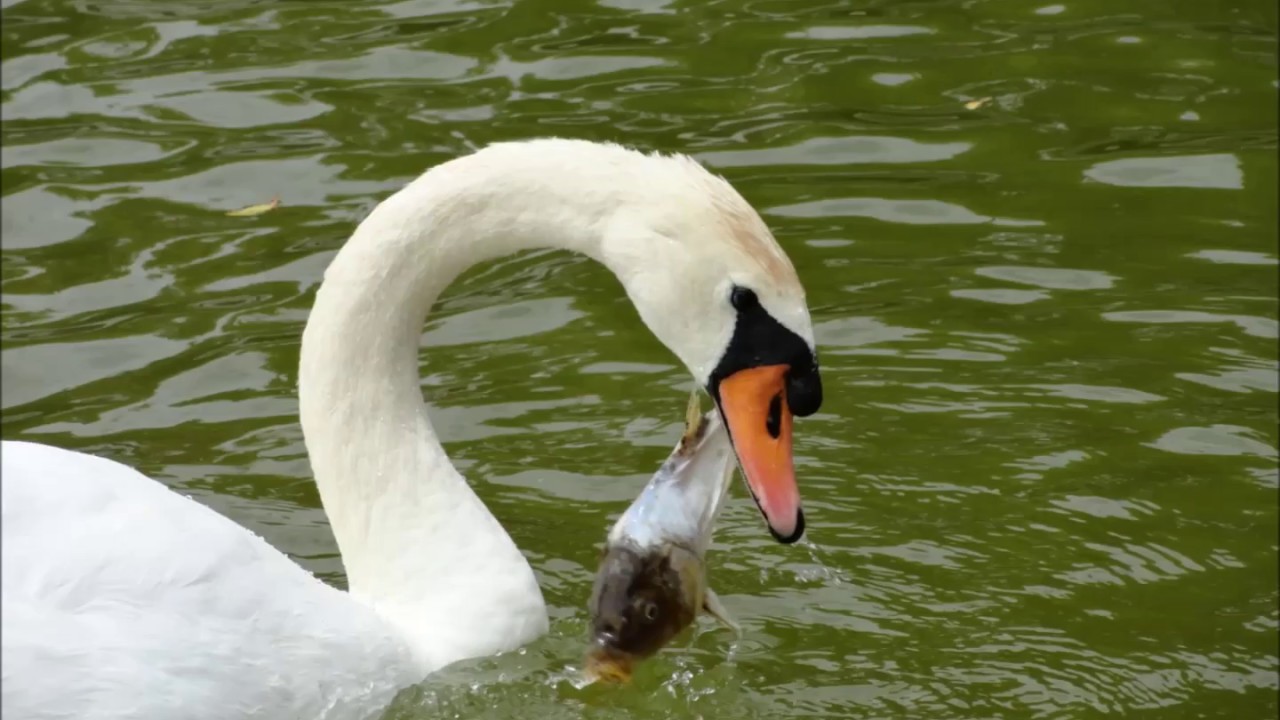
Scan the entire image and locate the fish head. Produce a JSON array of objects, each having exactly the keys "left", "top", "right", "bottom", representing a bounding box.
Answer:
[{"left": 585, "top": 541, "right": 704, "bottom": 684}]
